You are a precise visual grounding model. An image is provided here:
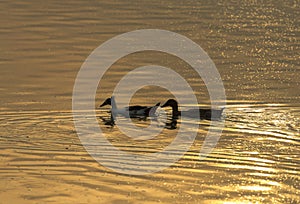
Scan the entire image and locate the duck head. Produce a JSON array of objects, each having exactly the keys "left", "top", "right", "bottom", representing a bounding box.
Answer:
[
  {"left": 99, "top": 98, "right": 111, "bottom": 107},
  {"left": 161, "top": 99, "right": 178, "bottom": 109},
  {"left": 161, "top": 99, "right": 179, "bottom": 119}
]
